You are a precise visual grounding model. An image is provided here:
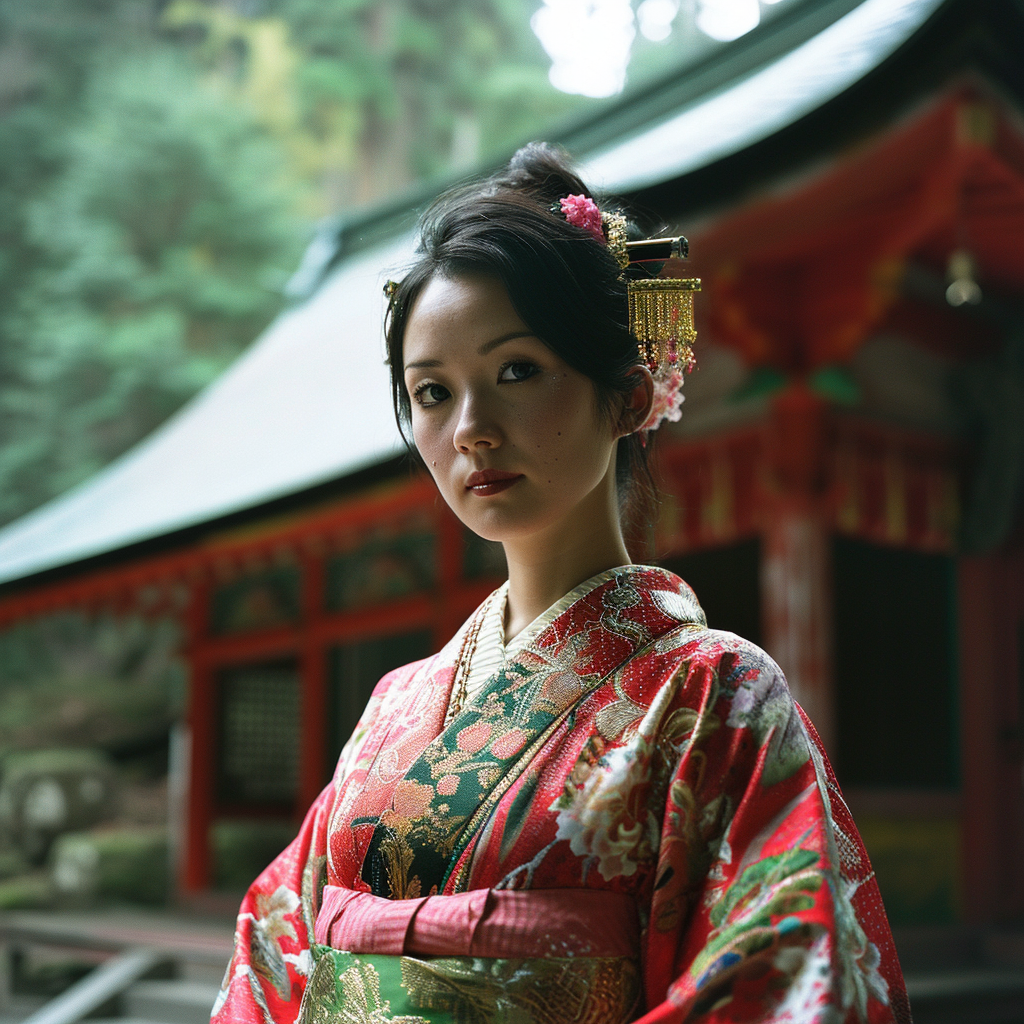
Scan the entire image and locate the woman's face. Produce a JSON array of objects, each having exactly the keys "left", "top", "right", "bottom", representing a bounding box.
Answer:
[{"left": 402, "top": 274, "right": 622, "bottom": 546}]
